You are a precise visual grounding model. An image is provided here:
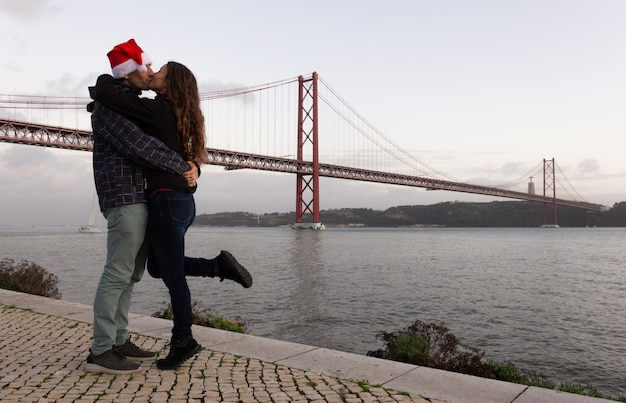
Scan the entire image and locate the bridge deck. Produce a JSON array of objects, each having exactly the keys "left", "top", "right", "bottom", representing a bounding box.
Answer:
[{"left": 0, "top": 118, "right": 603, "bottom": 212}]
